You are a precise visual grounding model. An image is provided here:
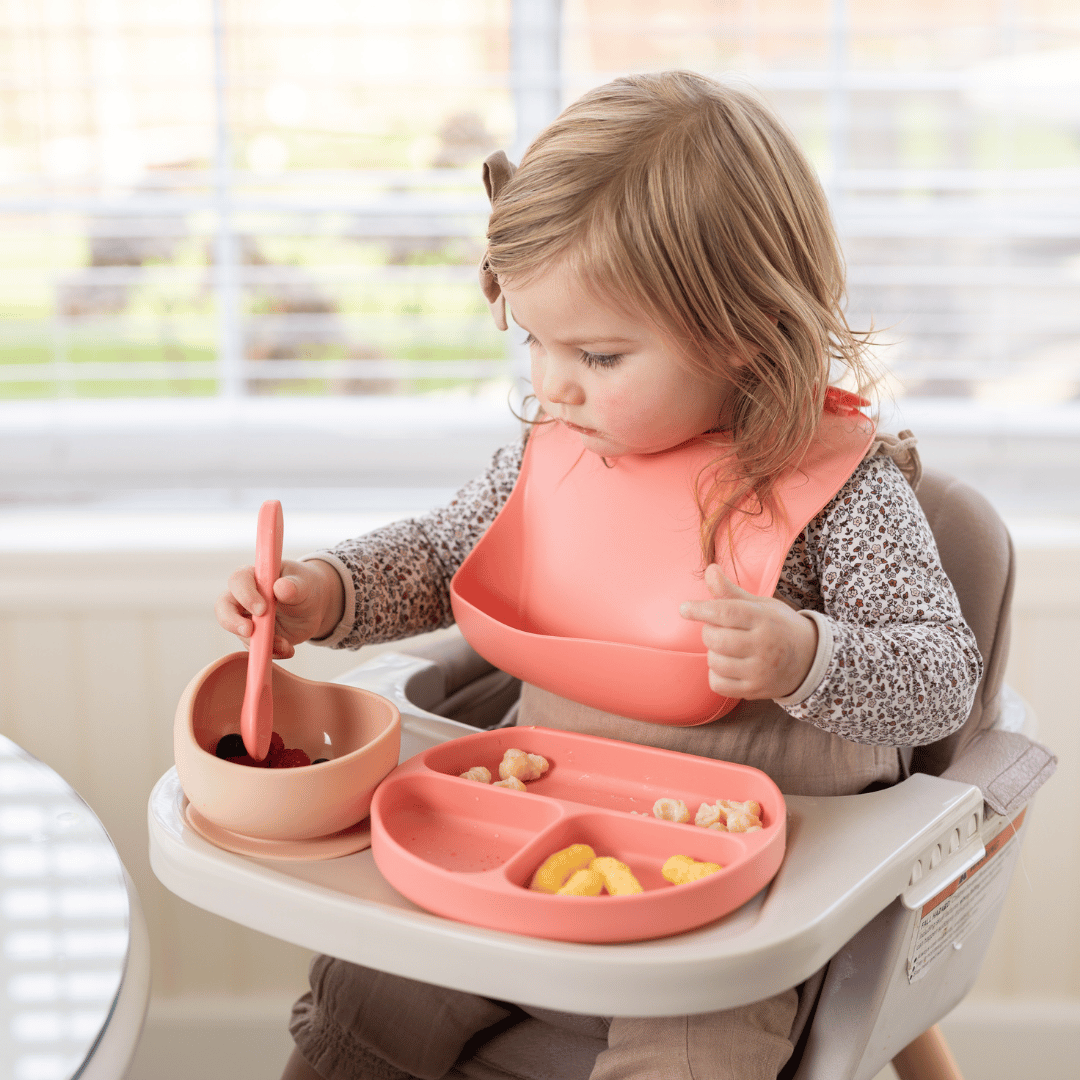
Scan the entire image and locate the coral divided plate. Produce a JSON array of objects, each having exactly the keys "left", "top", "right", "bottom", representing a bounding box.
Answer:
[{"left": 370, "top": 727, "right": 786, "bottom": 943}]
